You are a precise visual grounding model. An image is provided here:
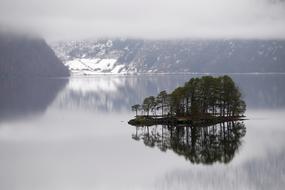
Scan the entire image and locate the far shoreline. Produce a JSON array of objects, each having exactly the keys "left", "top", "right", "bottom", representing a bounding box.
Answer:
[{"left": 67, "top": 72, "right": 285, "bottom": 77}]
